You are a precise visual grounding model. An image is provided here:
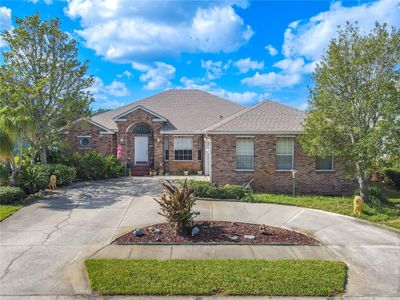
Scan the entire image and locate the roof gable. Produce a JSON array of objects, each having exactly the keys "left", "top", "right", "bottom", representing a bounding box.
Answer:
[
  {"left": 206, "top": 100, "right": 306, "bottom": 134},
  {"left": 112, "top": 105, "right": 167, "bottom": 122}
]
